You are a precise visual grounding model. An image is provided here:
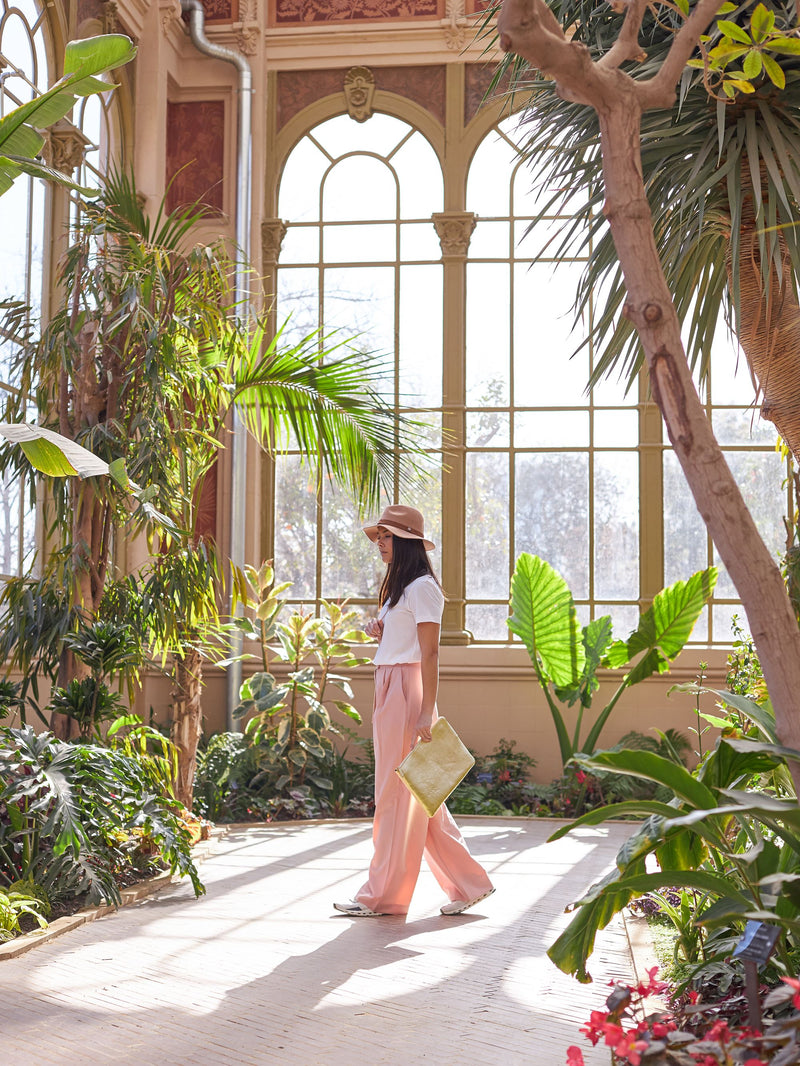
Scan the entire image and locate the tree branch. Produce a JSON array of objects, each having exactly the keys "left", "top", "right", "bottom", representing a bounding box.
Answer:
[
  {"left": 638, "top": 0, "right": 726, "bottom": 107},
  {"left": 497, "top": 0, "right": 601, "bottom": 106},
  {"left": 597, "top": 0, "right": 649, "bottom": 71}
]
